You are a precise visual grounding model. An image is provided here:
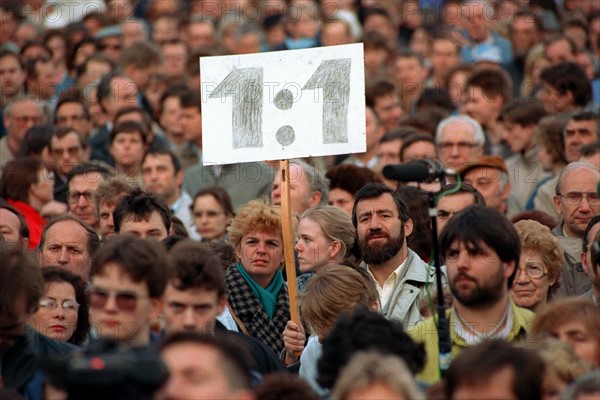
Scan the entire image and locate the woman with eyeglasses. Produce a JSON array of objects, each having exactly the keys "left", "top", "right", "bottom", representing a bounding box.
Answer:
[
  {"left": 1, "top": 158, "right": 56, "bottom": 249},
  {"left": 191, "top": 186, "right": 235, "bottom": 242},
  {"left": 511, "top": 220, "right": 564, "bottom": 312},
  {"left": 225, "top": 199, "right": 292, "bottom": 355},
  {"left": 28, "top": 266, "right": 90, "bottom": 345}
]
